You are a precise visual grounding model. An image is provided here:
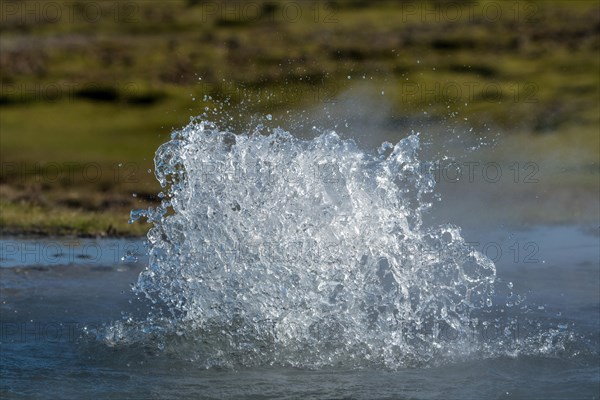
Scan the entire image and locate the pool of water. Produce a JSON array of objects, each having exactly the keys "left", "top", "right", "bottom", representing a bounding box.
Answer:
[{"left": 1, "top": 225, "right": 598, "bottom": 399}]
